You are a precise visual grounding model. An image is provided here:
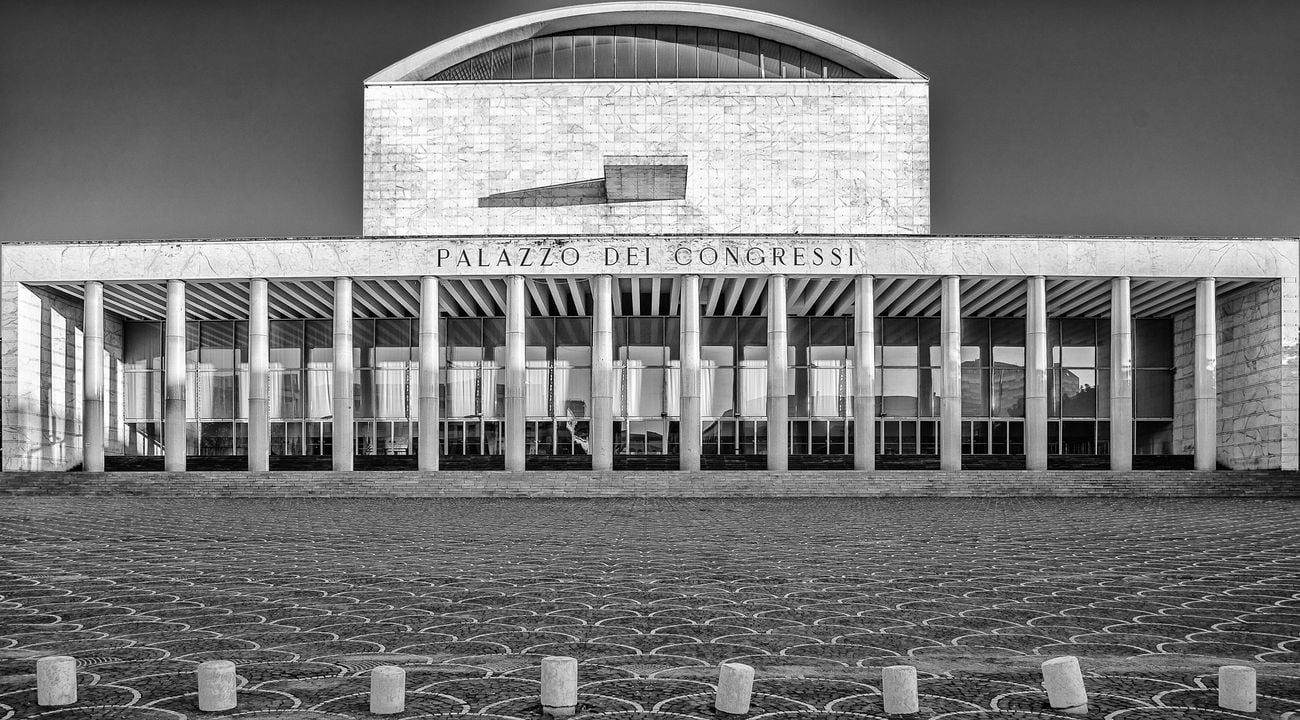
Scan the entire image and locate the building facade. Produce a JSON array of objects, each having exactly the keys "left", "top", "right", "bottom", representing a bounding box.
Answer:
[{"left": 2, "top": 3, "right": 1297, "bottom": 475}]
